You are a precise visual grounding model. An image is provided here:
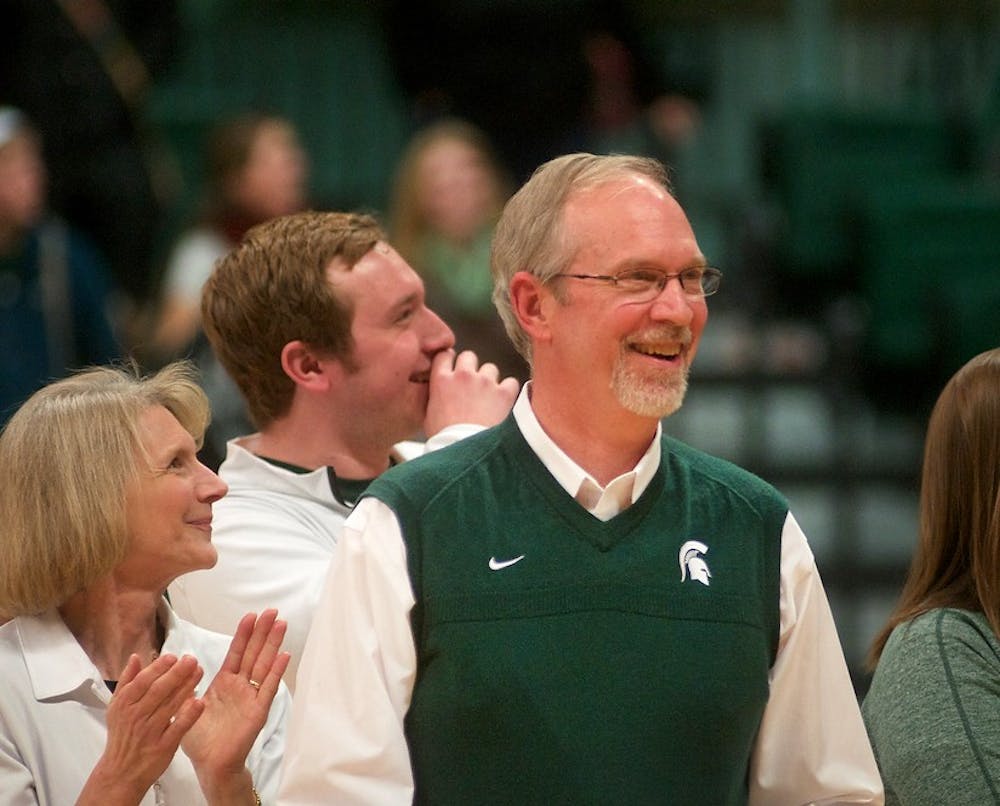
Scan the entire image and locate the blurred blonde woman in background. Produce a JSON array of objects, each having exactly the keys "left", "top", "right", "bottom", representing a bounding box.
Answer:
[
  {"left": 389, "top": 119, "right": 524, "bottom": 380},
  {"left": 0, "top": 361, "right": 290, "bottom": 805}
]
